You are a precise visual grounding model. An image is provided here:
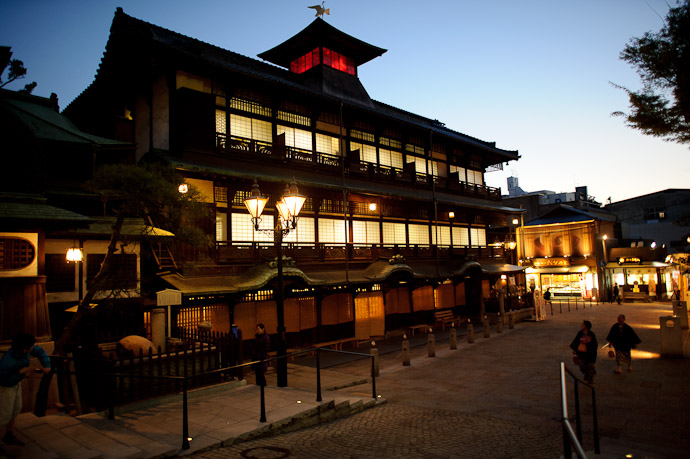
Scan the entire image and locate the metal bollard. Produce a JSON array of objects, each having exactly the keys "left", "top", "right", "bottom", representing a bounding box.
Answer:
[
  {"left": 568, "top": 298, "right": 571, "bottom": 312},
  {"left": 401, "top": 335, "right": 411, "bottom": 366},
  {"left": 497, "top": 313, "right": 503, "bottom": 333},
  {"left": 449, "top": 325, "right": 457, "bottom": 350},
  {"left": 559, "top": 301, "right": 562, "bottom": 314},
  {"left": 508, "top": 310, "right": 515, "bottom": 329},
  {"left": 370, "top": 343, "right": 380, "bottom": 377},
  {"left": 427, "top": 330, "right": 436, "bottom": 357},
  {"left": 483, "top": 315, "right": 490, "bottom": 338},
  {"left": 467, "top": 320, "right": 475, "bottom": 343}
]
